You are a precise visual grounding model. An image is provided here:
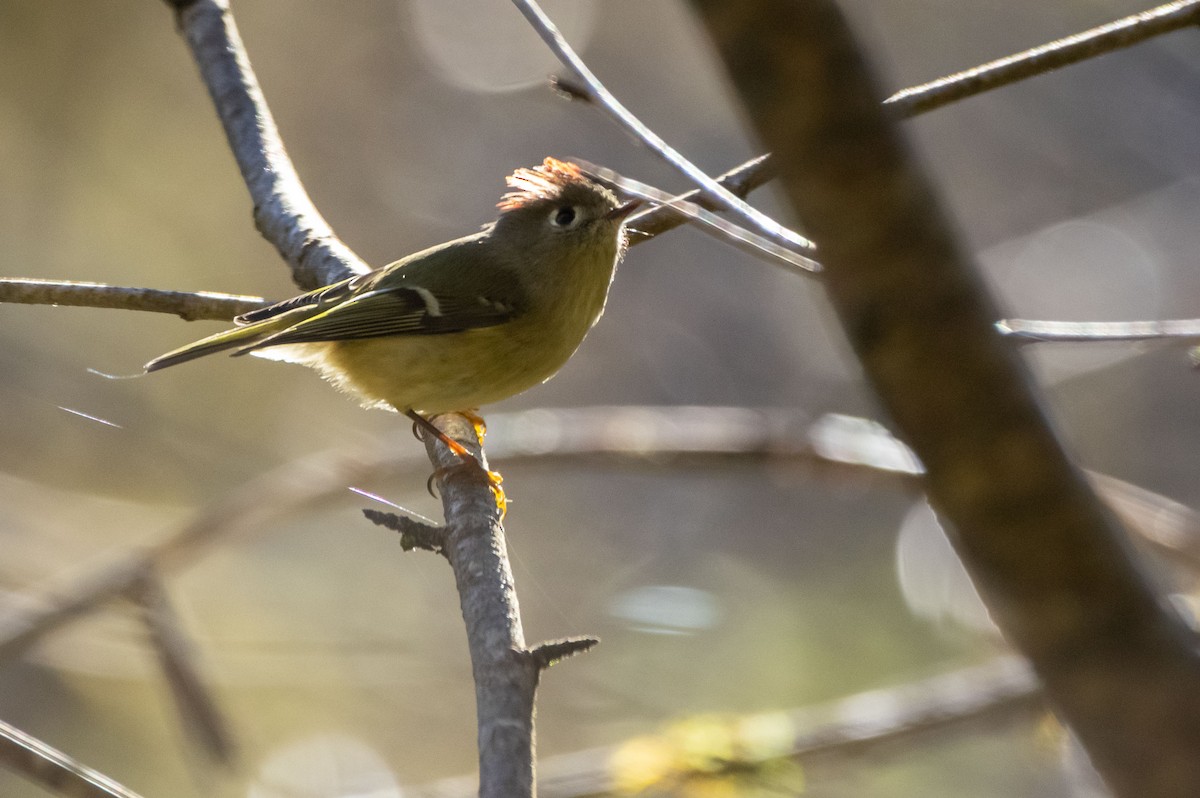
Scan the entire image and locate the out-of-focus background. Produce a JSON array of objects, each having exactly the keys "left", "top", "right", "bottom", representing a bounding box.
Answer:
[{"left": 2, "top": 1, "right": 1200, "bottom": 795}]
